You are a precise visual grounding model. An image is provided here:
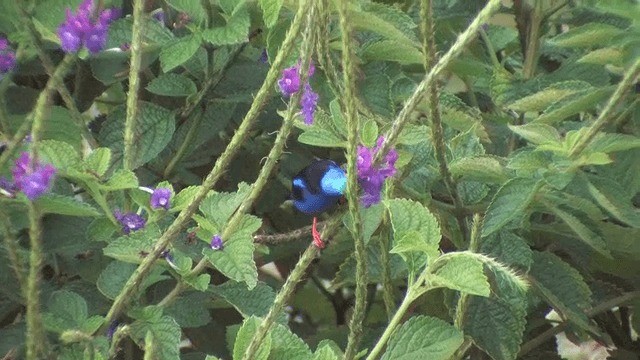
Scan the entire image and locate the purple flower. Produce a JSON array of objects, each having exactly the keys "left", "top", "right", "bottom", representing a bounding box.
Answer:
[
  {"left": 301, "top": 84, "right": 319, "bottom": 125},
  {"left": 114, "top": 210, "right": 146, "bottom": 234},
  {"left": 278, "top": 66, "right": 301, "bottom": 97},
  {"left": 11, "top": 152, "right": 57, "bottom": 201},
  {"left": 210, "top": 235, "right": 224, "bottom": 250},
  {"left": 259, "top": 49, "right": 268, "bottom": 64},
  {"left": 153, "top": 10, "right": 165, "bottom": 24},
  {"left": 57, "top": 0, "right": 120, "bottom": 54},
  {"left": 150, "top": 187, "right": 171, "bottom": 210},
  {"left": 0, "top": 36, "right": 16, "bottom": 75},
  {"left": 106, "top": 320, "right": 118, "bottom": 341},
  {"left": 357, "top": 136, "right": 398, "bottom": 207}
]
